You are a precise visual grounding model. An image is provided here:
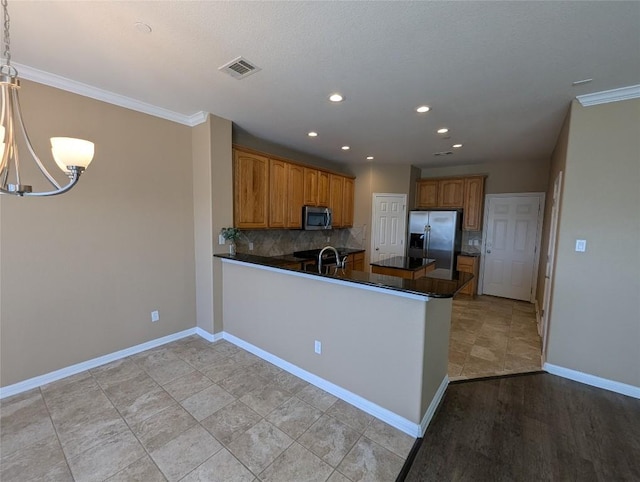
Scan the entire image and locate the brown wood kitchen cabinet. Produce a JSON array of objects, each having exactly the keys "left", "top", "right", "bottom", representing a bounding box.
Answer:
[
  {"left": 416, "top": 180, "right": 439, "bottom": 208},
  {"left": 303, "top": 167, "right": 318, "bottom": 206},
  {"left": 286, "top": 163, "right": 304, "bottom": 228},
  {"left": 329, "top": 174, "right": 344, "bottom": 227},
  {"left": 233, "top": 145, "right": 355, "bottom": 229},
  {"left": 456, "top": 255, "right": 479, "bottom": 297},
  {"left": 416, "top": 175, "right": 485, "bottom": 231},
  {"left": 342, "top": 177, "right": 354, "bottom": 227},
  {"left": 269, "top": 158, "right": 287, "bottom": 228},
  {"left": 463, "top": 176, "right": 485, "bottom": 231},
  {"left": 233, "top": 149, "right": 269, "bottom": 229}
]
